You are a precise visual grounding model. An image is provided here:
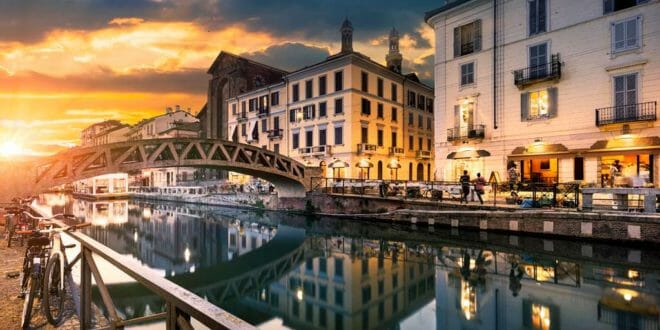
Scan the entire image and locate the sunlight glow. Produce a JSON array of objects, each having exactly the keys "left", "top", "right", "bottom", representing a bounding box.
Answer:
[{"left": 0, "top": 141, "right": 22, "bottom": 157}]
